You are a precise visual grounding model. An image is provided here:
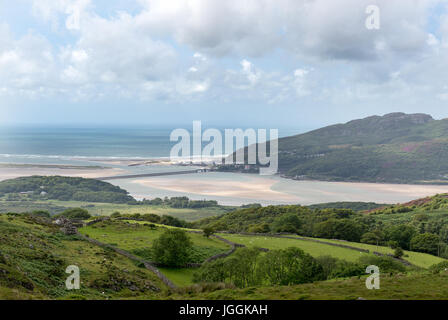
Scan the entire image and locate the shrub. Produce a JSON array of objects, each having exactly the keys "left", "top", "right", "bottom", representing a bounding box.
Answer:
[
  {"left": 394, "top": 247, "right": 404, "bottom": 259},
  {"left": 54, "top": 208, "right": 91, "bottom": 220},
  {"left": 428, "top": 261, "right": 448, "bottom": 274},
  {"left": 110, "top": 212, "right": 121, "bottom": 218},
  {"left": 203, "top": 227, "right": 215, "bottom": 238},
  {"left": 358, "top": 256, "right": 406, "bottom": 274},
  {"left": 257, "top": 247, "right": 324, "bottom": 285},
  {"left": 152, "top": 229, "right": 192, "bottom": 267}
]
